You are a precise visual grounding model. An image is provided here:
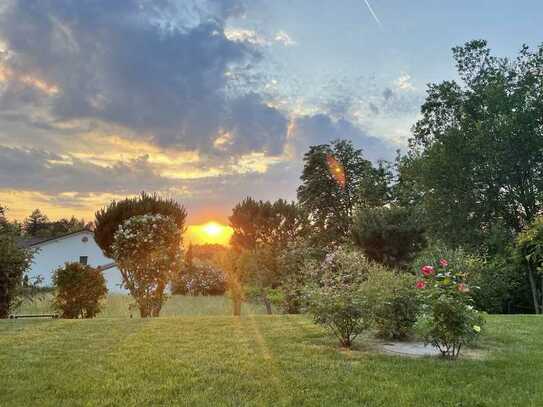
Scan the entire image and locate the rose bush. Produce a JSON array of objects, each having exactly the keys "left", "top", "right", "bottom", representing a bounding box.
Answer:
[{"left": 415, "top": 258, "right": 484, "bottom": 359}]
